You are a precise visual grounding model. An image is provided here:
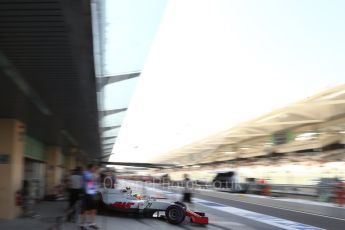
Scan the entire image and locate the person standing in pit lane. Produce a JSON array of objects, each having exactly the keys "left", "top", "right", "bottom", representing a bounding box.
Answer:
[
  {"left": 80, "top": 163, "right": 100, "bottom": 230},
  {"left": 67, "top": 166, "right": 83, "bottom": 222},
  {"left": 182, "top": 174, "right": 193, "bottom": 205}
]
